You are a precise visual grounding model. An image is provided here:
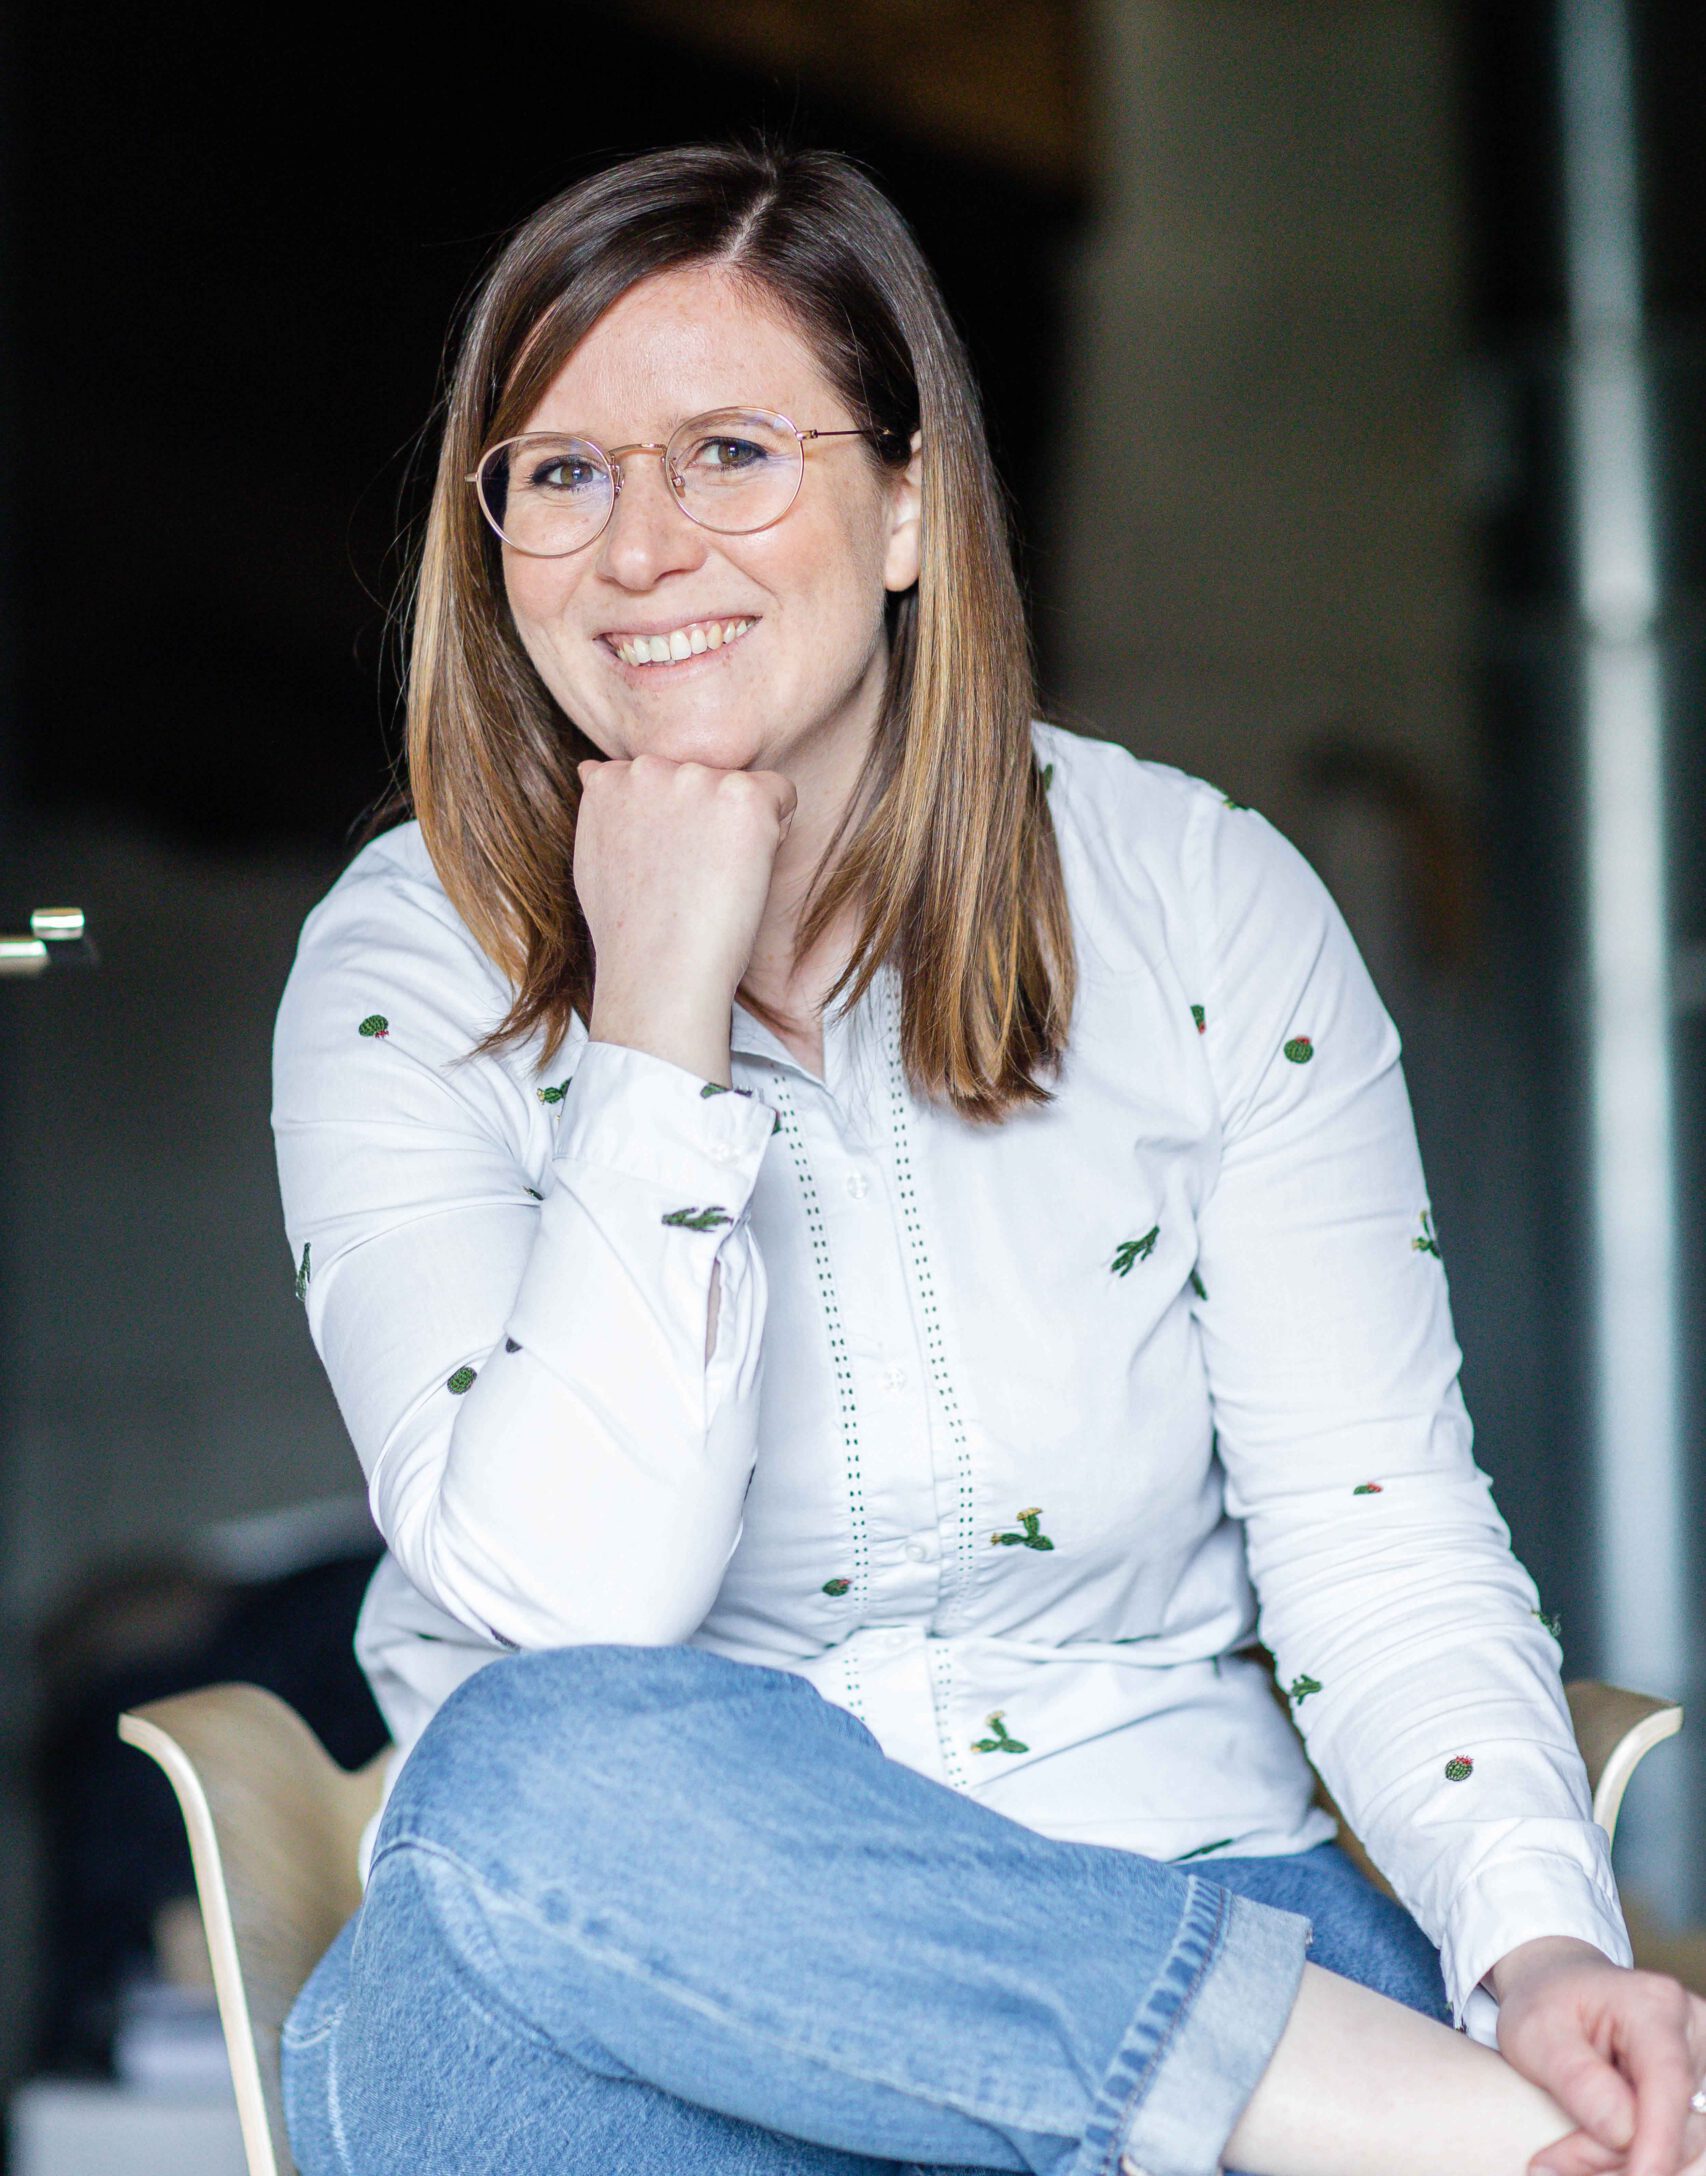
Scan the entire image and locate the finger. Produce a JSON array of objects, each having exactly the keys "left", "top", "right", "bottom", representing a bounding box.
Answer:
[
  {"left": 1542, "top": 2042, "right": 1640, "bottom": 2154},
  {"left": 1620, "top": 1983, "right": 1695, "bottom": 2176},
  {"left": 1529, "top": 2124, "right": 1633, "bottom": 2176}
]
